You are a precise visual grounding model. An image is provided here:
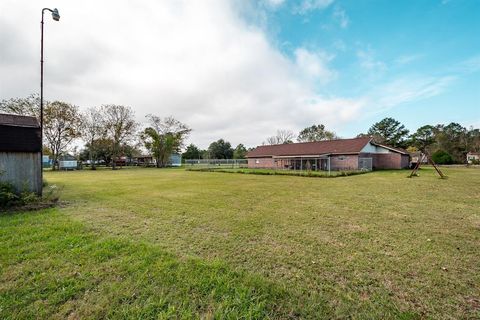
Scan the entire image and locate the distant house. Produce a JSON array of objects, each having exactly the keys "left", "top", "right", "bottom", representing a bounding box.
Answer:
[
  {"left": 113, "top": 156, "right": 128, "bottom": 167},
  {"left": 409, "top": 151, "right": 428, "bottom": 168},
  {"left": 0, "top": 113, "right": 42, "bottom": 194},
  {"left": 467, "top": 152, "right": 480, "bottom": 164},
  {"left": 135, "top": 155, "right": 154, "bottom": 166},
  {"left": 246, "top": 137, "right": 410, "bottom": 171},
  {"left": 58, "top": 154, "right": 78, "bottom": 170}
]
